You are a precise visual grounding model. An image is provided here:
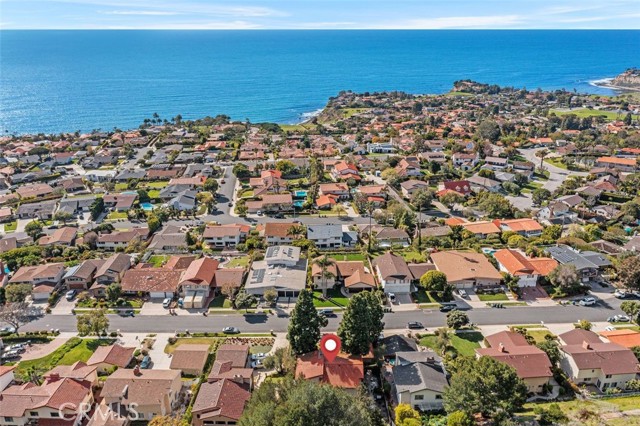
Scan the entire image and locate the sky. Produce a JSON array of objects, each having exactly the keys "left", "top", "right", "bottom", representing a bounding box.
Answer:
[{"left": 1, "top": 0, "right": 640, "bottom": 29}]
